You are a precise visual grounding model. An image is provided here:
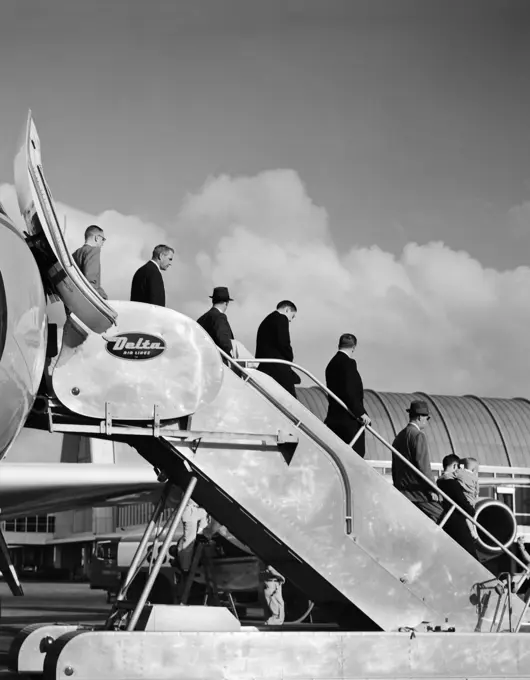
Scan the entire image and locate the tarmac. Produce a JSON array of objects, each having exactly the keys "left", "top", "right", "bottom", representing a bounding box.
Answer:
[{"left": 0, "top": 581, "right": 109, "bottom": 678}]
